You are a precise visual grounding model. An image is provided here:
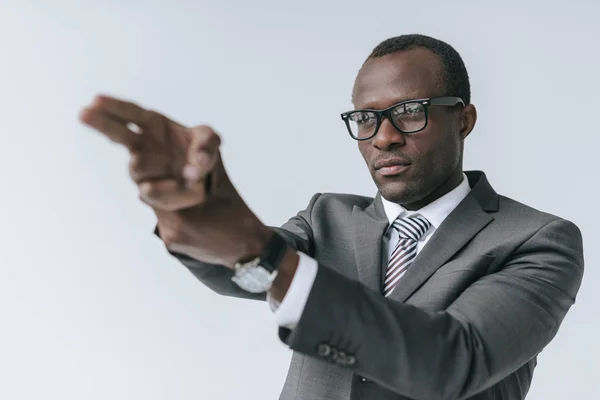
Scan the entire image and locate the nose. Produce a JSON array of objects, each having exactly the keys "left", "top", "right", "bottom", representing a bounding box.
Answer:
[{"left": 371, "top": 118, "right": 406, "bottom": 150}]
